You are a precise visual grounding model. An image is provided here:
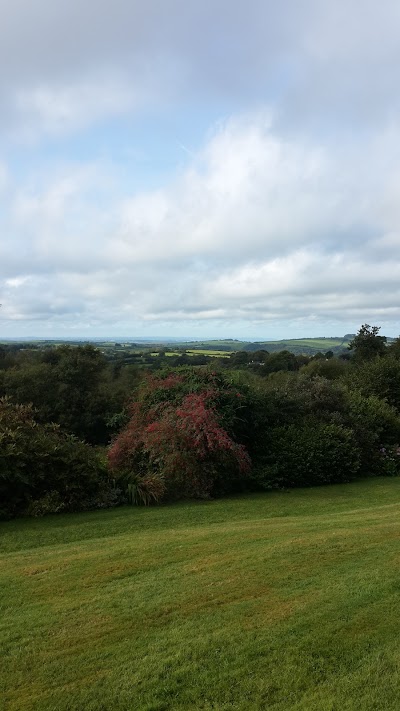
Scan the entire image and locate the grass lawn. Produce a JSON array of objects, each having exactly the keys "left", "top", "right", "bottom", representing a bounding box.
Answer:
[{"left": 2, "top": 478, "right": 400, "bottom": 710}]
